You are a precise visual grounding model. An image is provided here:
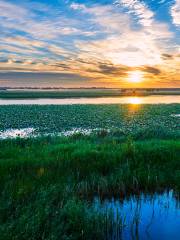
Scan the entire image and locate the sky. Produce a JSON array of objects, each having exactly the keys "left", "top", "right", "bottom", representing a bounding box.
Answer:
[{"left": 0, "top": 0, "right": 179, "bottom": 88}]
